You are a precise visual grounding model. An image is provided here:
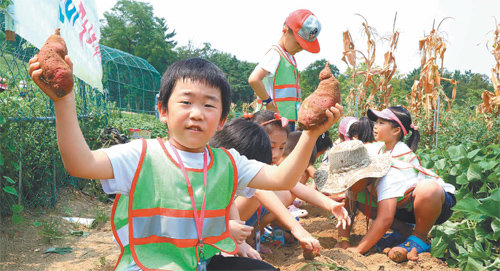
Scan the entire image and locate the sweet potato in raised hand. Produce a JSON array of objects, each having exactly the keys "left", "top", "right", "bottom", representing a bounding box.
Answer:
[
  {"left": 37, "top": 28, "right": 73, "bottom": 100},
  {"left": 298, "top": 62, "right": 341, "bottom": 130}
]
